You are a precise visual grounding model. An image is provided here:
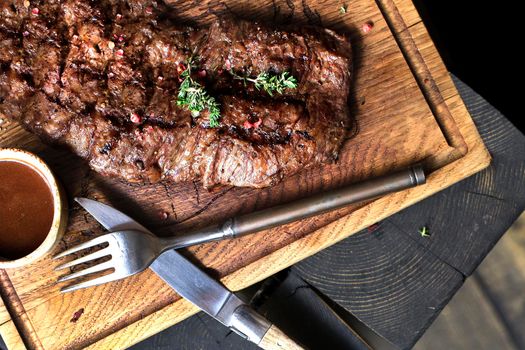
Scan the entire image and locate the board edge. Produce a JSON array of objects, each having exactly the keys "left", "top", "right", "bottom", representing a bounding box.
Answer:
[
  {"left": 0, "top": 270, "right": 40, "bottom": 350},
  {"left": 375, "top": 0, "right": 469, "bottom": 171}
]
